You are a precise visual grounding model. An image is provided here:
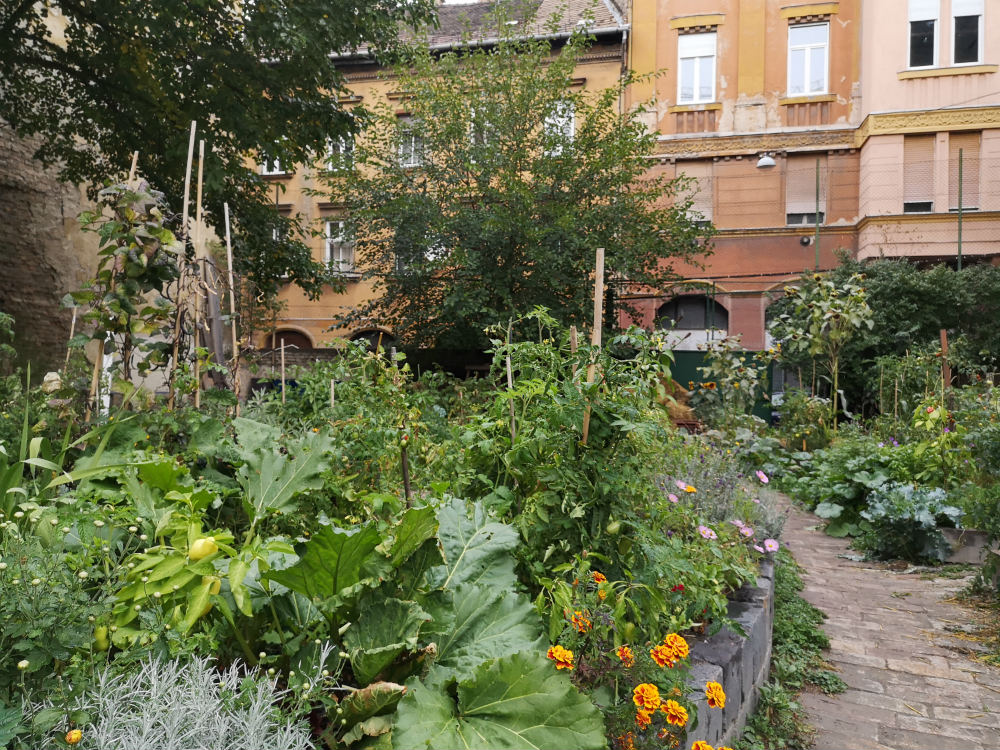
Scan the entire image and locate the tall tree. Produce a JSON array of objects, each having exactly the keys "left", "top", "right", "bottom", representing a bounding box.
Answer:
[
  {"left": 0, "top": 0, "right": 436, "bottom": 298},
  {"left": 324, "top": 18, "right": 712, "bottom": 350}
]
